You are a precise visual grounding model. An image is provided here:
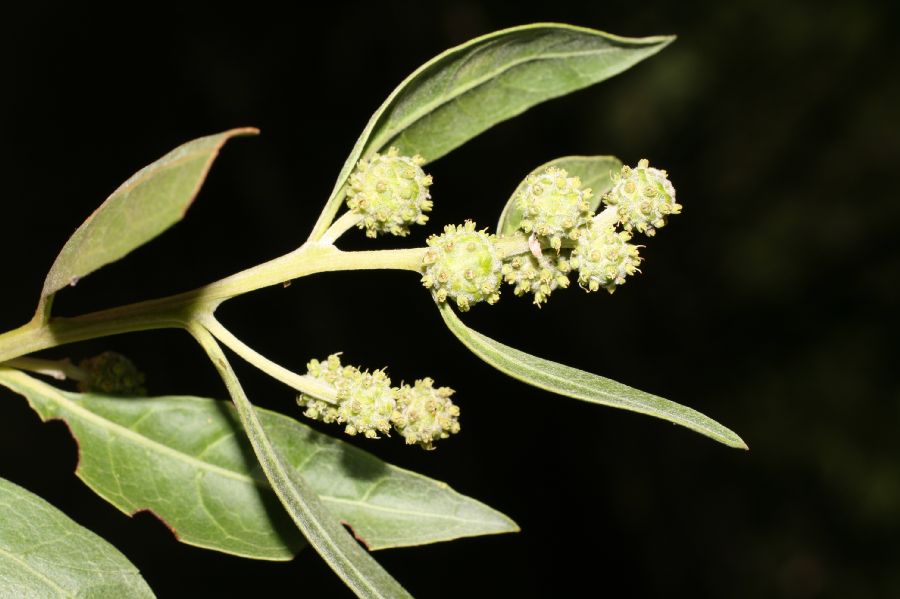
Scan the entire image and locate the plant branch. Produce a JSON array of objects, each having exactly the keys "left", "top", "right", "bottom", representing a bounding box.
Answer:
[
  {"left": 0, "top": 228, "right": 538, "bottom": 367},
  {"left": 320, "top": 211, "right": 364, "bottom": 245},
  {"left": 190, "top": 324, "right": 411, "bottom": 598},
  {"left": 4, "top": 357, "right": 87, "bottom": 382},
  {"left": 0, "top": 244, "right": 426, "bottom": 364},
  {"left": 200, "top": 314, "right": 338, "bottom": 403}
]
